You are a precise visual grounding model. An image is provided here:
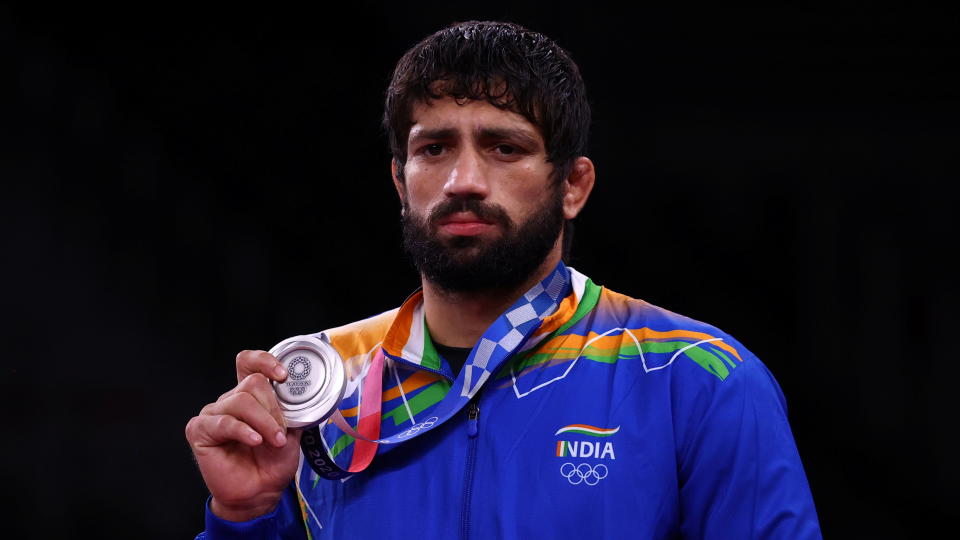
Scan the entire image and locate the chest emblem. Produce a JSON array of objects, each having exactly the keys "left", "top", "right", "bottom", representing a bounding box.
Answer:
[{"left": 554, "top": 424, "right": 619, "bottom": 485}]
